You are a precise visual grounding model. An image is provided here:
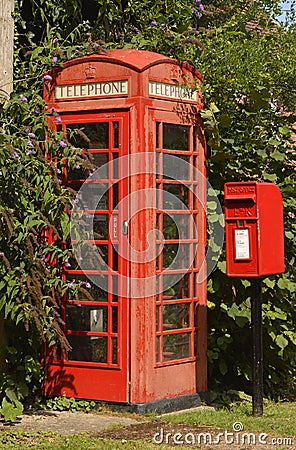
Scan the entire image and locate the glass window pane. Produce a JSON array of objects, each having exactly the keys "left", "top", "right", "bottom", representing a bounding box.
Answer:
[
  {"left": 66, "top": 335, "right": 107, "bottom": 363},
  {"left": 112, "top": 307, "right": 118, "bottom": 333},
  {"left": 74, "top": 183, "right": 108, "bottom": 210},
  {"left": 163, "top": 243, "right": 178, "bottom": 268},
  {"left": 112, "top": 338, "right": 118, "bottom": 364},
  {"left": 163, "top": 333, "right": 190, "bottom": 361},
  {"left": 160, "top": 214, "right": 190, "bottom": 240},
  {"left": 66, "top": 274, "right": 108, "bottom": 302},
  {"left": 112, "top": 245, "right": 118, "bottom": 271},
  {"left": 163, "top": 154, "right": 190, "bottom": 180},
  {"left": 66, "top": 305, "right": 108, "bottom": 332},
  {"left": 84, "top": 214, "right": 108, "bottom": 240},
  {"left": 161, "top": 273, "right": 189, "bottom": 300},
  {"left": 112, "top": 183, "right": 119, "bottom": 209},
  {"left": 89, "top": 153, "right": 108, "bottom": 177},
  {"left": 113, "top": 153, "right": 119, "bottom": 179},
  {"left": 69, "top": 244, "right": 108, "bottom": 270},
  {"left": 112, "top": 276, "right": 118, "bottom": 301},
  {"left": 66, "top": 123, "right": 109, "bottom": 149},
  {"left": 162, "top": 303, "right": 190, "bottom": 330},
  {"left": 163, "top": 243, "right": 190, "bottom": 269},
  {"left": 162, "top": 184, "right": 189, "bottom": 209},
  {"left": 156, "top": 122, "right": 160, "bottom": 149},
  {"left": 163, "top": 124, "right": 189, "bottom": 150},
  {"left": 113, "top": 122, "right": 119, "bottom": 148},
  {"left": 156, "top": 305, "right": 160, "bottom": 331}
]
